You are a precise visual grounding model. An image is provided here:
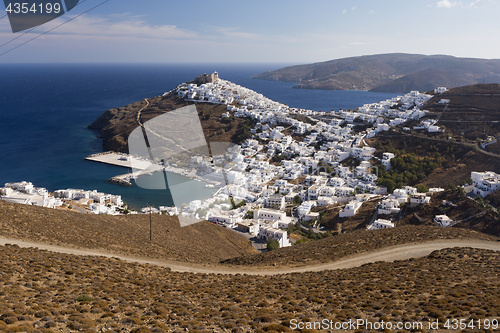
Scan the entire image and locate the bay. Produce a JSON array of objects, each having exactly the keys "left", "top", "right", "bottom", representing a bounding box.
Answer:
[{"left": 0, "top": 63, "right": 397, "bottom": 209}]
